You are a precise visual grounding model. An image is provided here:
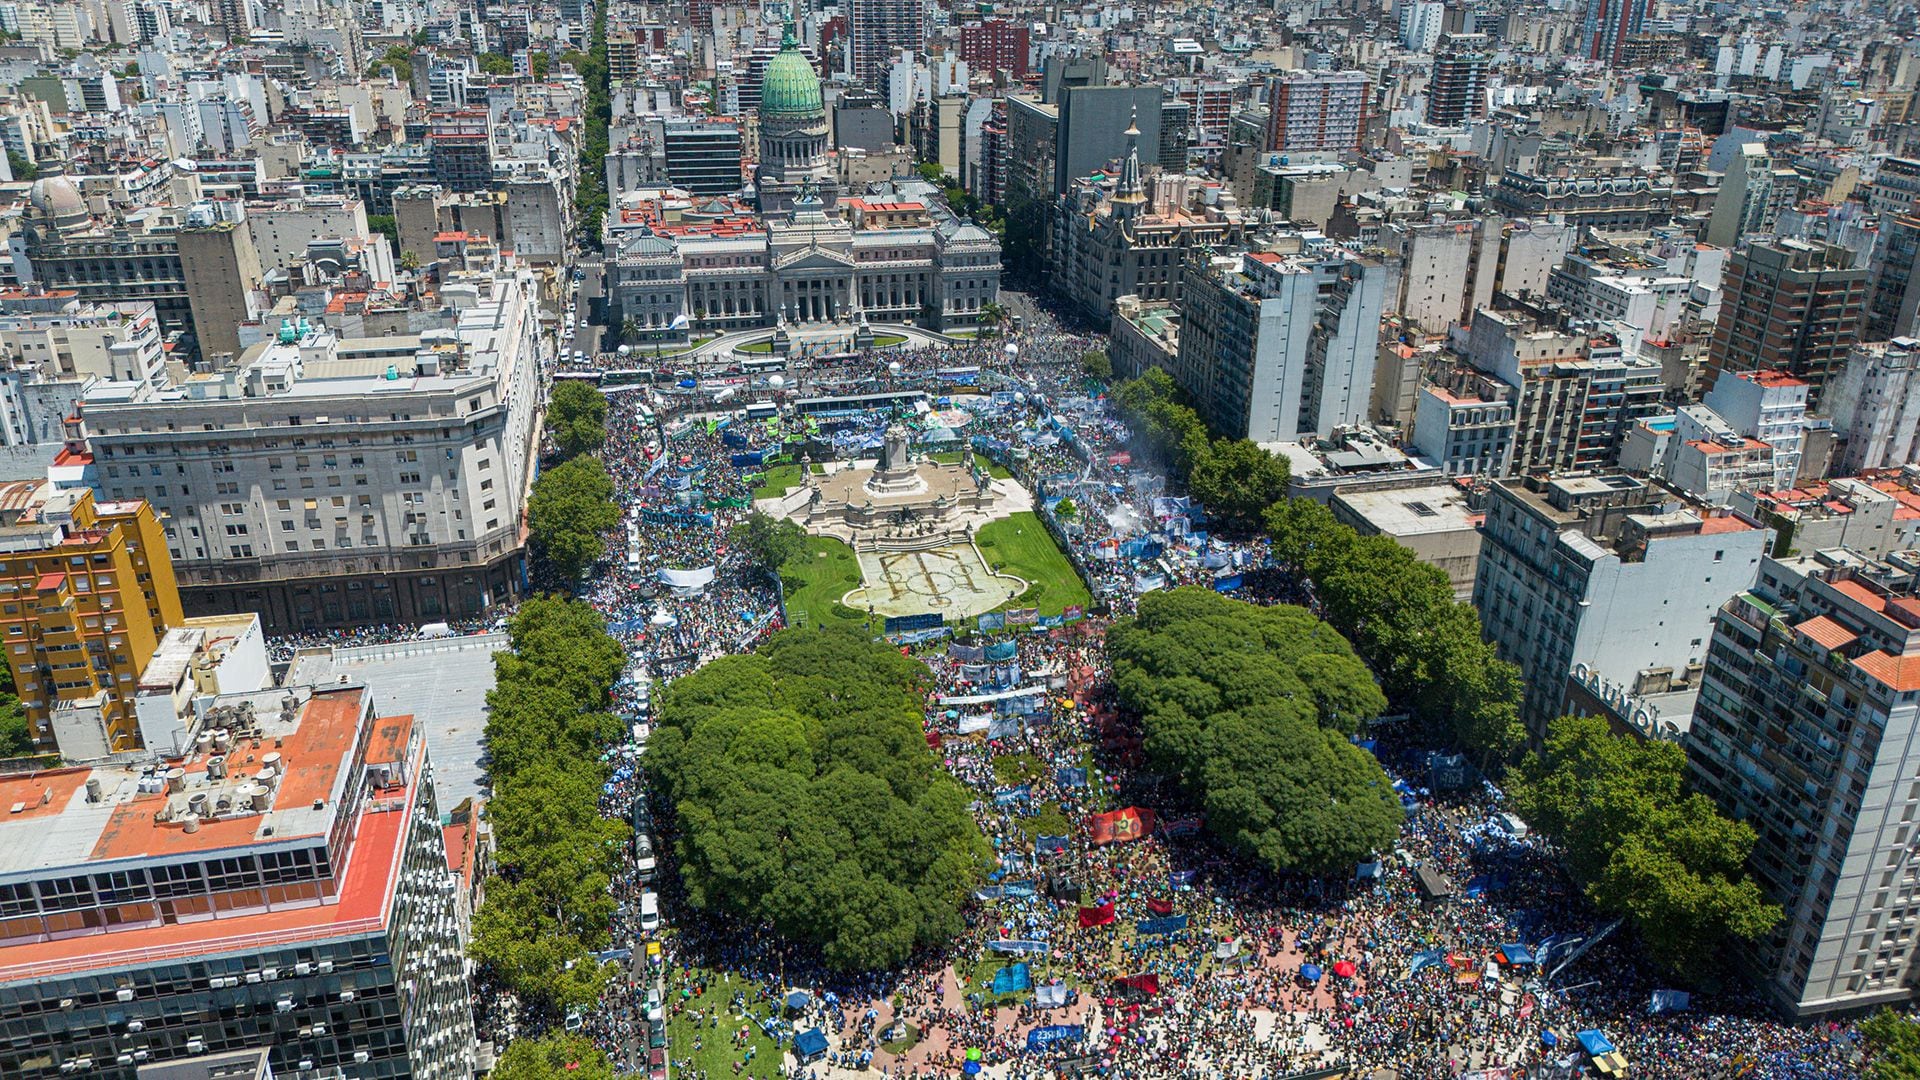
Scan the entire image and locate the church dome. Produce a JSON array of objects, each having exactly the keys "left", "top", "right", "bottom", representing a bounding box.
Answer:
[
  {"left": 760, "top": 24, "right": 823, "bottom": 121},
  {"left": 28, "top": 173, "right": 87, "bottom": 232}
]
